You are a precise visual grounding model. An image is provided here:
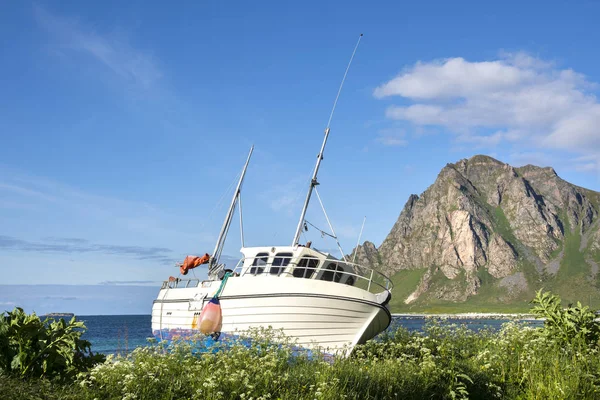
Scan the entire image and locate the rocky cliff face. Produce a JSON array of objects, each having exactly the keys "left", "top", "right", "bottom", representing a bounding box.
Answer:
[{"left": 355, "top": 155, "right": 600, "bottom": 306}]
